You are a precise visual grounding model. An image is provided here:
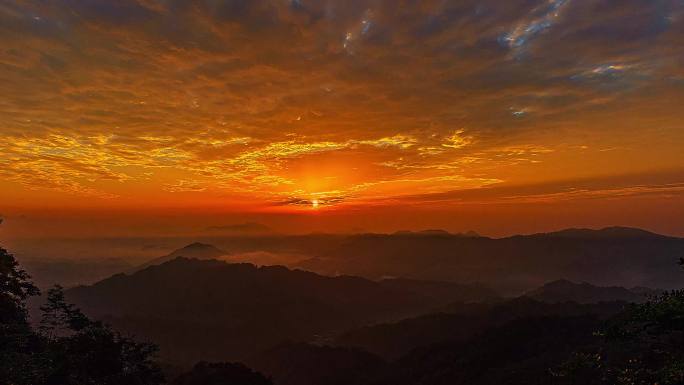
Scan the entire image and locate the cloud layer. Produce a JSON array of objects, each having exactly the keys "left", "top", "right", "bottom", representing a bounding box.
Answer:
[{"left": 1, "top": 0, "right": 683, "bottom": 210}]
